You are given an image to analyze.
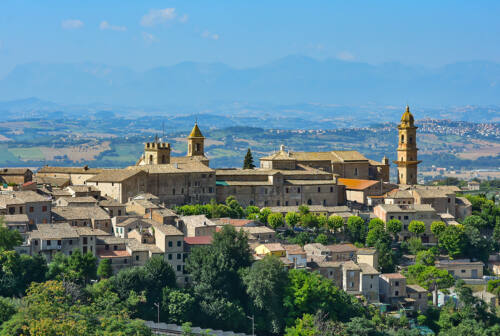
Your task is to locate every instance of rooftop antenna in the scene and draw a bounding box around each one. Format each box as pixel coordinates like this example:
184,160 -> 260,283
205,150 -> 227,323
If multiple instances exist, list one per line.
162,121 -> 165,140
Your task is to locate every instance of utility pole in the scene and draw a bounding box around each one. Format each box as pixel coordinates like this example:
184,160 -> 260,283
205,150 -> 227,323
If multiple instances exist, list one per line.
153,302 -> 160,324
247,315 -> 255,336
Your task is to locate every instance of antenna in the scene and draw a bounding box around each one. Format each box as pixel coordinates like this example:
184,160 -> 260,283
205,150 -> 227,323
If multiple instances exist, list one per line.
162,121 -> 165,139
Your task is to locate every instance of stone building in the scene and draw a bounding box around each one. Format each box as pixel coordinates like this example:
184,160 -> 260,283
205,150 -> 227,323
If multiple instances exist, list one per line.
393,106 -> 421,185
216,165 -> 342,208
0,191 -> 51,224
0,168 -> 33,185
260,145 -> 389,182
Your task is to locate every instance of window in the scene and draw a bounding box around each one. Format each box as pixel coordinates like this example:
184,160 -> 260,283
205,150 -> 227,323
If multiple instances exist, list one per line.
118,210 -> 122,216
47,240 -> 51,246
111,182 -> 114,187
177,253 -> 181,260
177,241 -> 182,247
173,188 -> 175,195
404,216 -> 408,220
136,255 -> 139,261
277,200 -> 280,206
401,135 -> 404,143
124,259 -> 127,264
69,240 -> 73,245
297,188 -> 301,193
395,290 -> 399,296
168,241 -> 173,247
307,199 -> 312,205
105,245 -> 109,250
461,270 -> 466,273
168,254 -> 172,260
57,240 -> 61,245
330,187 -> 334,192
29,206 -> 34,213
19,207 -> 23,214
354,168 -> 358,176
83,237 -> 88,244
34,240 -> 38,246
177,265 -> 182,271
8,207 -> 15,214
113,245 -> 117,250
317,187 -> 321,193
286,188 -> 289,193
409,136 -> 413,144
395,281 -> 399,286
285,201 -> 289,206
448,198 -> 451,203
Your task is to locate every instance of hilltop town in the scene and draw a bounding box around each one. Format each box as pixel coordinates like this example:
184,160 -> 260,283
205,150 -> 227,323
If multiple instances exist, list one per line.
0,106 -> 499,335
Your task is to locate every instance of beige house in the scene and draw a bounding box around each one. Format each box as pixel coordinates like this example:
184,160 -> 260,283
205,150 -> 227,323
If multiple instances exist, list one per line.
374,203 -> 442,243
151,223 -> 186,284
3,214 -> 29,235
436,259 -> 484,279
342,261 -> 362,295
310,261 -> 343,287
37,166 -> 105,185
304,243 -> 332,260
0,168 -> 33,185
239,226 -> 276,243
357,248 -> 379,270
85,170 -> 148,204
326,243 -> 357,262
359,263 -> 380,303
338,178 -> 396,205
406,284 -> 428,312
56,196 -> 98,207
379,273 -> 407,306
51,206 -> 112,233
0,191 -> 52,225
178,215 -> 218,237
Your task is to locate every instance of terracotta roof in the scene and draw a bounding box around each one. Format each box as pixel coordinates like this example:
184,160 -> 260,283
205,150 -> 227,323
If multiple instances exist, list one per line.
382,273 -> 406,279
184,236 -> 213,245
98,250 -> 131,258
338,178 -> 379,190
188,123 -> 204,138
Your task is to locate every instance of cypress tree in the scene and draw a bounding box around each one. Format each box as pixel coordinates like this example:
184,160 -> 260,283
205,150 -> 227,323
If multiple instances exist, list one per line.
243,148 -> 255,169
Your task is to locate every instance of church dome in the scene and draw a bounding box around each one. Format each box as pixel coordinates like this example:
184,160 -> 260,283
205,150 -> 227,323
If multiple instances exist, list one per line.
400,105 -> 414,126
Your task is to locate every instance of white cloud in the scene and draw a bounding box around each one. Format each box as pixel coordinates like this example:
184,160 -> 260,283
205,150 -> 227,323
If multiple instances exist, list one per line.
201,30 -> 219,40
179,14 -> 189,23
142,32 -> 155,43
61,19 -> 84,30
100,21 -> 127,32
141,8 -> 176,27
336,51 -> 355,61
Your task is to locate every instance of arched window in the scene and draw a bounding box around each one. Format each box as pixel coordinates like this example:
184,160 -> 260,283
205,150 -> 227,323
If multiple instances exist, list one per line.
307,199 -> 312,205
354,168 -> 358,176
401,135 -> 405,143
195,143 -> 200,152
409,136 -> 413,144
149,155 -> 153,164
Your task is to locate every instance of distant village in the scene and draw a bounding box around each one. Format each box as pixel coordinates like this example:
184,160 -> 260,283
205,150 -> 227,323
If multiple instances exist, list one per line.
0,106 -> 497,317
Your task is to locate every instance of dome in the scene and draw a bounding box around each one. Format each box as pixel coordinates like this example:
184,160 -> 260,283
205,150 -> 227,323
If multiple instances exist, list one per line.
400,105 -> 414,126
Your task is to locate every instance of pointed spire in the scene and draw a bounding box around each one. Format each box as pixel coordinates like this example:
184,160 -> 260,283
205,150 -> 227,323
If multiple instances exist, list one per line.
406,105 -> 410,113
188,122 -> 204,138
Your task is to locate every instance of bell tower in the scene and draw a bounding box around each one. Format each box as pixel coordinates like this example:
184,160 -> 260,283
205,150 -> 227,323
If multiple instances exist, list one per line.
393,106 -> 421,185
187,123 -> 205,157
144,135 -> 171,165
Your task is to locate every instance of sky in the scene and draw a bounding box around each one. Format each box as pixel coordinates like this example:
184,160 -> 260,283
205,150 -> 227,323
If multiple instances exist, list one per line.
0,0 -> 499,77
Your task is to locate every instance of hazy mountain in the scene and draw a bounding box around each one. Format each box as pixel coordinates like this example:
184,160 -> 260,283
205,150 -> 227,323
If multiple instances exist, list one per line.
1,56 -> 499,107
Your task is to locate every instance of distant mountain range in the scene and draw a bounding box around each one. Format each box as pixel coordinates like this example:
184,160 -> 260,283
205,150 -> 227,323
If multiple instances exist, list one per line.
1,56 -> 500,108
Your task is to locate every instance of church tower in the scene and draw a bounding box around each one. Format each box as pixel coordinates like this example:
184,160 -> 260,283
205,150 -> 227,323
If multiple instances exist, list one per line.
187,123 -> 205,157
144,135 -> 171,165
393,106 -> 421,185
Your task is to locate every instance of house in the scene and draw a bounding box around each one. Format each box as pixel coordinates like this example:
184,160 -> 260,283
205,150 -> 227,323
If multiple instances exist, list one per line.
37,166 -> 105,185
255,243 -> 286,257
342,261 -> 362,295
65,185 -> 101,198
126,195 -> 162,216
0,191 -> 52,225
98,197 -> 126,218
113,217 -> 153,239
468,181 -> 480,191
304,243 -> 332,261
358,263 -> 380,303
338,178 -> 395,205
179,215 -> 218,237
310,261 -> 343,287
51,206 -> 112,233
239,226 -> 276,243
85,170 -> 148,204
373,203 -> 441,243
212,218 -> 260,227
326,243 -> 357,262
0,168 -> 33,185
184,236 -> 213,254
384,189 -> 414,205
379,273 -> 407,307
151,208 -> 177,225
283,244 -> 307,268
357,248 -> 378,270
2,214 -> 29,235
406,284 -> 428,312
151,223 -> 186,284
27,223 -> 109,261
436,259 -> 484,279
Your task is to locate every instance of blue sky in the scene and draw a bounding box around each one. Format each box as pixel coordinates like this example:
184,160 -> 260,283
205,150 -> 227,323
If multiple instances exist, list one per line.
0,0 -> 499,77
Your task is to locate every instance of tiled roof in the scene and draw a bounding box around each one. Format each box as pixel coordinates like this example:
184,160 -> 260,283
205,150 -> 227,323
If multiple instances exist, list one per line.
115,217 -> 153,228
130,162 -> 213,174
212,218 -> 257,227
342,260 -> 361,271
34,176 -> 70,187
239,226 -> 275,234
98,250 -> 131,258
304,243 -> 331,252
29,223 -> 78,239
184,236 -> 213,245
338,178 -> 379,190
436,259 -> 484,266
358,263 -> 379,275
59,196 -> 98,204
52,206 -> 110,221
87,169 -> 146,183
406,284 -> 427,293
38,166 -> 104,174
67,185 -> 100,193
259,243 -> 285,252
152,223 -> 183,236
0,168 -> 31,175
75,227 -> 110,236
284,179 -> 336,185
283,244 -> 306,255
326,243 -> 357,253
181,215 -> 217,228
357,248 -> 377,255
3,214 -> 29,223
376,203 -> 435,213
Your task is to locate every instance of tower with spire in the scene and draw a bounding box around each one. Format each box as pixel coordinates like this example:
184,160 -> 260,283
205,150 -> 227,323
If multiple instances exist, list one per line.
187,122 -> 205,157
393,105 -> 421,185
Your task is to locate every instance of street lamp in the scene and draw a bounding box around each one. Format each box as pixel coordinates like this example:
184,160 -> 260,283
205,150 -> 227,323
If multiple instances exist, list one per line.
153,302 -> 160,324
246,315 -> 255,336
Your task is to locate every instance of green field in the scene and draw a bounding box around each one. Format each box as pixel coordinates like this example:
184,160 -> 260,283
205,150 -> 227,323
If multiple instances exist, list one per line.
8,147 -> 45,161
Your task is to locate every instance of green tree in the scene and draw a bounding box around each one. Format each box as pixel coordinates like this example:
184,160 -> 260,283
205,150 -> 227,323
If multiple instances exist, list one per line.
416,250 -> 435,266
376,239 -> 396,273
67,250 -> 98,284
97,259 -> 112,279
365,226 -> 389,247
317,215 -> 328,230
243,255 -> 289,334
493,219 -> 500,241
300,213 -> 318,230
0,226 -> 22,251
243,148 -> 256,169
286,212 -> 301,229
285,314 -> 319,336
439,225 -> 467,259
406,264 -> 455,291
368,218 -> 385,230
162,288 -> 196,324
298,205 -> 310,216
463,225 -> 493,263
328,215 -> 344,235
283,269 -> 364,326
245,206 -> 260,217
463,215 -> 488,230
0,297 -> 16,324
268,212 -> 285,230
408,220 -> 426,237
144,255 -> 176,293
315,233 -> 328,245
346,216 -> 366,244
386,219 -> 402,240
407,237 -> 424,255
259,208 -> 272,224
430,221 -> 447,239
